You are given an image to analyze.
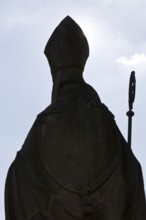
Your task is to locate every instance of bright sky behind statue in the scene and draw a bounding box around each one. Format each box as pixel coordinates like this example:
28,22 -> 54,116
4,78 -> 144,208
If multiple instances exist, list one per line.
0,0 -> 146,218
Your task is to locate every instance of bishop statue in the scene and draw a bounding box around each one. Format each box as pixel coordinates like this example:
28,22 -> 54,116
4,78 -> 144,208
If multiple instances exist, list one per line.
5,16 -> 146,220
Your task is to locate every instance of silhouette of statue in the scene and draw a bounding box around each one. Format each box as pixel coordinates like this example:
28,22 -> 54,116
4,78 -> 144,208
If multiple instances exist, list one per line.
5,16 -> 146,220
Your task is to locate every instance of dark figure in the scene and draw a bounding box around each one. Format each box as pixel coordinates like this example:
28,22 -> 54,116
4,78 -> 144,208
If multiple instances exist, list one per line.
5,16 -> 146,220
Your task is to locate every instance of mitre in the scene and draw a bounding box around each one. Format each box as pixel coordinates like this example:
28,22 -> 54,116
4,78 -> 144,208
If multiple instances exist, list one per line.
44,16 -> 89,76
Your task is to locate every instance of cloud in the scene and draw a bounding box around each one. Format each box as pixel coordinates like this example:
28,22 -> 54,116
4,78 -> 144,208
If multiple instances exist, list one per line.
116,53 -> 146,66
0,0 -> 45,31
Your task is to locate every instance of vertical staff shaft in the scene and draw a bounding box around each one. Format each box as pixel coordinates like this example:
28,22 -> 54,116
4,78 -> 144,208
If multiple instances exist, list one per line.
127,110 -> 134,148
126,71 -> 136,148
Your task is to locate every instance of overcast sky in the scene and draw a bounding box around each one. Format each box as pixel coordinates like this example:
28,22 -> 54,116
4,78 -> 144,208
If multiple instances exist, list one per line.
1,0 -> 146,218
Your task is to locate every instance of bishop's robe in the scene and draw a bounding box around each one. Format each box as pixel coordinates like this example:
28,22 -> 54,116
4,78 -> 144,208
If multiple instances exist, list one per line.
5,82 -> 146,220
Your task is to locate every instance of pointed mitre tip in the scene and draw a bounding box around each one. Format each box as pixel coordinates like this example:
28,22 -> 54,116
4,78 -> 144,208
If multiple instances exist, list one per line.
63,15 -> 73,21
44,16 -> 89,73
56,15 -> 76,26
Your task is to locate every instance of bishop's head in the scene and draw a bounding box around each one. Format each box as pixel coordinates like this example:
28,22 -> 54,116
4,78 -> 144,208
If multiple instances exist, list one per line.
44,16 -> 89,81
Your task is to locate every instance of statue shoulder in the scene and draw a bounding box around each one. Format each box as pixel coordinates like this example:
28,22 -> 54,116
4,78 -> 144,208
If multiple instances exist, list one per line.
36,104 -> 59,121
